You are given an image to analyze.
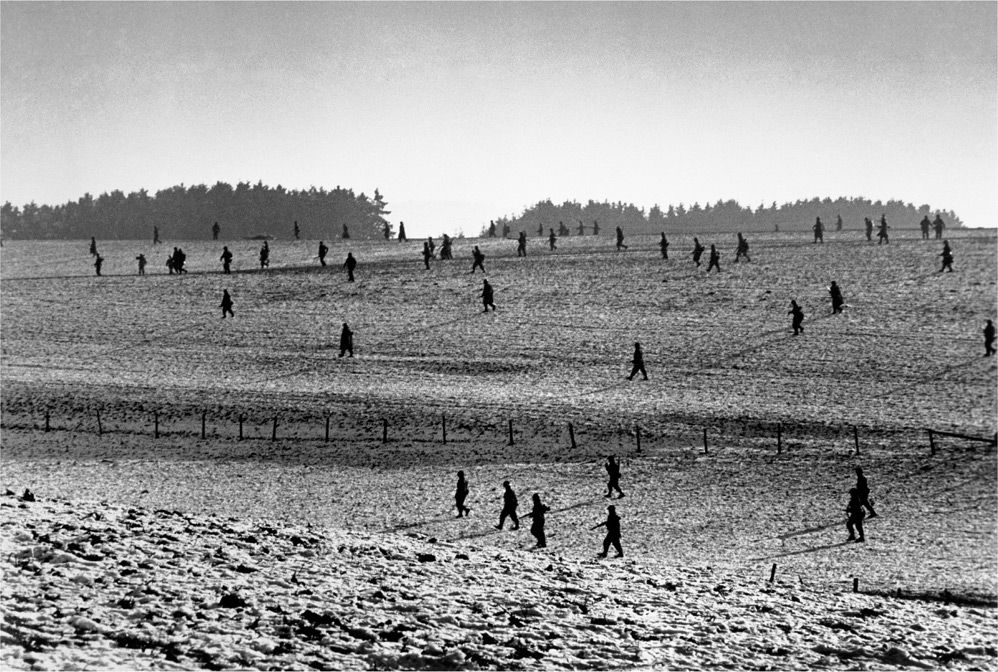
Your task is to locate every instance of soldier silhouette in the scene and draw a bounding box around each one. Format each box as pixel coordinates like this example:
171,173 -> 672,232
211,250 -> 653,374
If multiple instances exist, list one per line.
440,234 -> 453,260
173,247 -> 187,274
558,220 -> 570,236
735,233 -> 750,263
488,220 -> 496,237
659,233 -> 670,259
877,215 -> 889,244
495,481 -> 519,530
919,215 -> 931,240
846,488 -> 866,543
383,222 -> 391,240
93,254 -> 104,276
789,300 -> 804,335
577,219 -> 585,235
616,226 -> 628,251
344,252 -> 357,281
593,505 -> 623,558
517,231 -> 527,257
604,455 -> 624,498
706,244 -> 721,273
480,279 -> 496,312
89,237 -> 98,257
537,222 -> 544,237
627,342 -> 648,380
427,237 -> 436,258
259,241 -> 270,268
422,242 -> 432,269
933,214 -> 945,239
339,323 -> 354,358
470,246 -> 486,274
984,319 -> 995,357
293,221 -> 300,240
692,238 -> 705,266
398,221 -> 407,242
318,241 -> 328,267
592,220 -> 600,236
502,223 -> 511,238
813,217 -> 824,243
212,221 -> 220,240
220,246 -> 233,274
854,466 -> 877,517
136,254 -> 146,275
939,241 -> 953,273
153,226 -> 160,245
455,471 -> 470,517
548,228 -> 557,251
525,493 -> 550,548
835,214 -> 843,231
864,217 -> 873,241
220,289 -> 234,319
342,224 -> 350,239
829,281 -> 844,313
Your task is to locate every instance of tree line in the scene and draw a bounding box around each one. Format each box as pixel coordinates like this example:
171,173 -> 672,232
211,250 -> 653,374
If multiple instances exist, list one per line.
487,197 -> 964,236
0,182 -> 392,241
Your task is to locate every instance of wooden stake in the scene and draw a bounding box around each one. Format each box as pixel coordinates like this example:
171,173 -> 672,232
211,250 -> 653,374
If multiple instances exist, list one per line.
777,423 -> 782,454
272,417 -> 278,441
853,578 -> 859,593
703,427 -> 708,454
635,425 -> 641,452
769,563 -> 777,583
382,418 -> 388,443
928,429 -> 935,455
201,412 -> 206,439
568,423 -> 577,449
325,415 -> 330,443
45,410 -> 50,433
238,415 -> 244,441
508,419 -> 514,446
853,426 -> 860,455
442,414 -> 447,444
154,412 -> 159,439
96,410 -> 102,436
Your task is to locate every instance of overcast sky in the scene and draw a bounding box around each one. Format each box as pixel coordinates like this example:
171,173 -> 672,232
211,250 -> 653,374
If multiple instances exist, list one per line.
2,2 -> 995,236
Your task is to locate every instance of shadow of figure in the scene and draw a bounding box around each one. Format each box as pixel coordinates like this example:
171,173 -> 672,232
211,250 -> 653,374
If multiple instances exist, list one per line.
751,540 -> 854,562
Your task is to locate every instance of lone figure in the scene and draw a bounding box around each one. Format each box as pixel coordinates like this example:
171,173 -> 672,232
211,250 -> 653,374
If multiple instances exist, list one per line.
846,488 -> 866,543
517,231 -> 527,257
829,281 -> 844,314
344,252 -> 357,282
984,319 -> 995,357
659,233 -> 670,259
813,217 -> 824,243
339,323 -> 354,358
734,233 -> 750,263
259,241 -> 270,268
933,213 -> 945,239
480,279 -> 496,312
789,300 -> 804,335
615,226 -> 628,251
706,244 -> 721,273
855,466 -> 877,518
938,241 -> 953,273
548,228 -> 557,251
495,481 -> 519,530
864,217 -> 873,242
525,493 -> 550,548
94,254 -> 104,276
89,237 -> 98,257
919,215 -> 931,240
398,221 -> 407,242
604,455 -> 624,499
318,241 -> 328,267
628,342 -> 648,380
470,245 -> 486,274
293,221 -> 300,240
692,238 -> 705,267
593,505 -> 623,558
877,215 -> 889,245
212,221 -> 220,240
220,289 -> 234,319
136,254 -> 147,275
455,471 -> 470,518
220,246 -> 233,274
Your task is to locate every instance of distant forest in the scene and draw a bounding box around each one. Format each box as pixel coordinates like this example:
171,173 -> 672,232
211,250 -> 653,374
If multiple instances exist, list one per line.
487,197 -> 963,236
0,182 -> 392,241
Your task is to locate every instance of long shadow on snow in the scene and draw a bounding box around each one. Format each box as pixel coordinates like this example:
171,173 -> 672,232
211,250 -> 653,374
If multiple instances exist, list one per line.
751,540 -> 855,561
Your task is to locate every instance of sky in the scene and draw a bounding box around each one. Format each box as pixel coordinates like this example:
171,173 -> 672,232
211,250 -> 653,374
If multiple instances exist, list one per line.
2,2 -> 996,237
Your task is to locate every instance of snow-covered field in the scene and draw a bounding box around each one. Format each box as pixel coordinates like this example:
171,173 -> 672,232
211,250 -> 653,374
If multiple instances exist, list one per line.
1,230 -> 996,668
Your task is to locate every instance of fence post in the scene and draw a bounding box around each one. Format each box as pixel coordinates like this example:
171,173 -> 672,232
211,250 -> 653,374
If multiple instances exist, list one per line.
508,419 -> 514,446
201,412 -> 206,439
769,563 -> 777,583
154,412 -> 159,439
239,415 -> 244,441
703,427 -> 708,454
853,578 -> 859,593
853,426 -> 860,455
442,414 -> 447,444
45,410 -> 50,433
777,423 -> 782,454
635,425 -> 641,452
382,419 -> 388,444
568,423 -> 577,449
272,417 -> 278,441
927,429 -> 935,455
325,415 -> 330,443
96,410 -> 102,436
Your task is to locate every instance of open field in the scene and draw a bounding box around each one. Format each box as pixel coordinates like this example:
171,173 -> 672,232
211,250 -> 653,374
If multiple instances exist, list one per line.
1,229 -> 997,668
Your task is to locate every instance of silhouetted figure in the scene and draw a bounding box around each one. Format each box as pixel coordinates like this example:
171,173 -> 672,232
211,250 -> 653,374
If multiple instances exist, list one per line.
615,226 -> 627,251
318,241 -> 328,267
495,481 -> 519,530
548,228 -> 557,251
525,493 -> 550,548
294,221 -> 300,240
398,222 -> 407,242
864,217 -> 873,241
384,222 -> 391,240
480,279 -> 496,312
558,221 -> 570,236
455,471 -> 470,517
166,255 -> 175,274
212,221 -> 220,240
577,220 -> 585,235
659,233 -> 670,259
517,231 -> 527,257
846,488 -> 866,543
835,214 -> 843,232
938,241 -> 953,273
89,237 -> 98,257
220,289 -> 234,319
829,281 -> 844,314
488,220 -> 496,237
342,224 -> 350,240
220,246 -> 233,274
628,342 -> 648,380
93,255 -> 103,276
173,247 -> 187,274
592,220 -> 600,236
593,505 -> 623,558
604,455 -> 624,498
919,215 -> 931,240
422,242 -> 432,269
855,466 -> 877,517
470,246 -> 486,274
877,215 -> 889,244
692,238 -> 705,266
153,226 -> 160,245
344,252 -> 357,281
440,234 -> 453,260
706,245 -> 720,273
259,241 -> 270,268
789,300 -> 804,335
813,217 -> 824,243
984,319 -> 995,357
427,237 -> 436,258
735,233 -> 750,263
136,254 -> 146,275
339,323 -> 353,358
933,214 -> 945,239
502,223 -> 510,238
537,222 -> 545,237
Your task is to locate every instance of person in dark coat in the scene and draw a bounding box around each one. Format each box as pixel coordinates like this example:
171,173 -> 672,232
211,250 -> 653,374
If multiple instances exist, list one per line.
440,234 -> 453,260
846,488 -> 866,543
577,220 -> 585,235
592,220 -> 600,236
153,226 -> 160,245
166,254 -> 175,274
604,455 -> 624,499
213,221 -> 221,240
488,220 -> 496,237
558,221 -> 569,236
864,217 -> 873,242
706,244 -> 721,273
502,223 -> 511,238
692,237 -> 705,266
938,241 -> 953,273
734,233 -> 750,263
627,342 -> 648,380
813,217 -> 824,243
789,300 -> 804,335
470,246 -> 486,274
495,481 -> 519,530
220,246 -> 233,274
455,471 -> 470,518
919,215 -> 931,240
659,233 -> 670,259
985,319 -> 996,357
537,222 -> 545,237
344,252 -> 357,281
317,241 -> 328,267
383,222 -> 391,240
829,281 -> 844,314
293,221 -> 300,240
174,247 -> 187,274
877,215 -> 889,244
480,279 -> 496,312
615,226 -> 628,251
933,214 -> 945,239
136,254 -> 147,275
339,323 -> 353,358
398,221 -> 407,242
89,237 -> 98,257
427,237 -> 436,258
524,493 -> 550,548
220,289 -> 234,319
259,241 -> 269,268
422,242 -> 432,270
855,466 -> 877,517
593,505 -> 623,558
93,254 -> 104,276
342,224 -> 350,239
548,228 -> 557,251
835,214 -> 843,232
517,231 -> 527,257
